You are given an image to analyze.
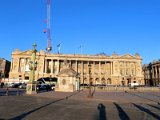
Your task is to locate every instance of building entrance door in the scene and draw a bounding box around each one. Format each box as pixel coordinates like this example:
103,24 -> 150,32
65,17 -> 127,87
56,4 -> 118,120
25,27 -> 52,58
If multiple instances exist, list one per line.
127,79 -> 131,85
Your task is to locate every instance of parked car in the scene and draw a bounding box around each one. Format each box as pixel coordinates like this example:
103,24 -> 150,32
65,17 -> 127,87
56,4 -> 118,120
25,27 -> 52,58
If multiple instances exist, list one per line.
36,78 -> 56,91
12,83 -> 22,88
19,83 -> 27,89
6,83 -> 15,88
36,84 -> 50,91
6,82 -> 26,88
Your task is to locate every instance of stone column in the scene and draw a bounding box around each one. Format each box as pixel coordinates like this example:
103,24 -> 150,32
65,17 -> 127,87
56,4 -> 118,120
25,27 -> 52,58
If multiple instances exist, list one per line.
70,60 -> 72,67
92,61 -> 95,84
23,59 -> 26,74
99,62 -> 101,76
105,62 -> 108,85
87,61 -> 89,74
105,62 -> 108,76
155,66 -> 158,84
87,62 -> 90,83
158,66 -> 160,84
110,61 -> 113,75
154,66 -> 157,85
18,58 -> 20,72
45,59 -> 47,73
152,66 -> 155,86
10,58 -> 13,72
81,61 -> 84,84
51,59 -> 53,74
134,62 -> 136,76
156,66 -> 158,78
93,61 -> 95,75
76,60 -> 78,73
125,61 -> 127,76
57,60 -> 60,74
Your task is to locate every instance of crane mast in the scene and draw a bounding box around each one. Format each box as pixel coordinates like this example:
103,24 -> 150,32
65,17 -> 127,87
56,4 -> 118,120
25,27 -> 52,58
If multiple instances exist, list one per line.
46,0 -> 52,53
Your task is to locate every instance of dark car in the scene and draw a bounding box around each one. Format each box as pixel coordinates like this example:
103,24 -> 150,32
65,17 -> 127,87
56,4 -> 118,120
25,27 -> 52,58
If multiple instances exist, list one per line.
36,83 -> 50,91
12,83 -> 22,88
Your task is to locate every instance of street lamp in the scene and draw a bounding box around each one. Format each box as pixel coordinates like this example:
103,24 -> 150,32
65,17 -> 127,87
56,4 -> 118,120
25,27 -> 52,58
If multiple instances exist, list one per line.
88,64 -> 93,98
26,43 -> 37,94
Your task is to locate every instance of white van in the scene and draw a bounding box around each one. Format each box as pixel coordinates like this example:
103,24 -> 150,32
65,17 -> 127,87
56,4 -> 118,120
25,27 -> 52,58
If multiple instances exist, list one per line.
129,83 -> 139,87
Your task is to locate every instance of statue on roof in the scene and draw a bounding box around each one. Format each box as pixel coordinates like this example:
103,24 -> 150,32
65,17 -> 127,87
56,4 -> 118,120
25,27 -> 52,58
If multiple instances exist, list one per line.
135,53 -> 140,57
112,52 -> 118,56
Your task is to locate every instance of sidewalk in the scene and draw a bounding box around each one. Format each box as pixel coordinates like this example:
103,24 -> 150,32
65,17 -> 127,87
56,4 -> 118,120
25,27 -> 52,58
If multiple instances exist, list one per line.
32,89 -> 160,104
0,90 -> 160,120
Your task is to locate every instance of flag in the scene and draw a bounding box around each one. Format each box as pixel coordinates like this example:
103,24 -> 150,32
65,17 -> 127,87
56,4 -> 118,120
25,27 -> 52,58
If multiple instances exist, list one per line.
57,44 -> 61,54
78,44 -> 82,54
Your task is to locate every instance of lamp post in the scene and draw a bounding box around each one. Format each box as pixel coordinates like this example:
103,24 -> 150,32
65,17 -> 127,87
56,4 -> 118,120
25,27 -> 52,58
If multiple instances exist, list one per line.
88,64 -> 93,98
26,43 -> 37,94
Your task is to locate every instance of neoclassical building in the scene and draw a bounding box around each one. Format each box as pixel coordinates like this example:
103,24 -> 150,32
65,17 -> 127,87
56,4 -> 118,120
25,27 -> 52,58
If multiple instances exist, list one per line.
9,49 -> 144,86
143,60 -> 160,86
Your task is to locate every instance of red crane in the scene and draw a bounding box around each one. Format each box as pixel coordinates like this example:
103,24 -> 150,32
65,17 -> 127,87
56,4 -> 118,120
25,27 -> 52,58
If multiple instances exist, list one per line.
44,0 -> 52,53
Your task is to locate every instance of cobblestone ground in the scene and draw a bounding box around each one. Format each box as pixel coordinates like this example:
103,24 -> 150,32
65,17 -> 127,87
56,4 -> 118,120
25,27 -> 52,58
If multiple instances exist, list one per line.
0,89 -> 160,120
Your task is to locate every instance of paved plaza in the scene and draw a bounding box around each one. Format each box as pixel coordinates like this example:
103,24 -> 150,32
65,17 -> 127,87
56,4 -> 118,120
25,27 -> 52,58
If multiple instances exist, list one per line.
0,89 -> 160,120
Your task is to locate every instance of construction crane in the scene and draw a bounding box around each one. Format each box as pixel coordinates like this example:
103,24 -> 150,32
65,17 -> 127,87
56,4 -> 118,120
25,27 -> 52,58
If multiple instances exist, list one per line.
44,0 -> 52,53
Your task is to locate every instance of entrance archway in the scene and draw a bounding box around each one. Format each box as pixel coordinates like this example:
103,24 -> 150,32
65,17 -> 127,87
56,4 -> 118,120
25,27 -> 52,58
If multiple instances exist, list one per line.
101,78 -> 106,85
107,78 -> 112,85
95,78 -> 100,85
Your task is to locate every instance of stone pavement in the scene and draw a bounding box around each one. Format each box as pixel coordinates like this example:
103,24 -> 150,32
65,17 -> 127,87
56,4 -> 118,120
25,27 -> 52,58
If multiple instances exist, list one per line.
0,89 -> 160,120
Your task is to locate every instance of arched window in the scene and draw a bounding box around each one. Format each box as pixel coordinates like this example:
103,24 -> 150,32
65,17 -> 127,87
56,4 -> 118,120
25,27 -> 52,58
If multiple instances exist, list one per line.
107,78 -> 112,85
84,78 -> 87,84
95,78 -> 100,85
101,78 -> 106,85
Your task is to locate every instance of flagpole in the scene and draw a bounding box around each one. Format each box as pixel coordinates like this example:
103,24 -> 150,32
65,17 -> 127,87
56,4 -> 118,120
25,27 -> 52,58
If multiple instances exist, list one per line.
58,46 -> 60,54
57,44 -> 61,54
79,44 -> 82,55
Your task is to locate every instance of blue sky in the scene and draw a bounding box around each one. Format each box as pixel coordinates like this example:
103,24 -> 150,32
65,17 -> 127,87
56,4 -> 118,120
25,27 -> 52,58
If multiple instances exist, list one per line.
0,0 -> 160,64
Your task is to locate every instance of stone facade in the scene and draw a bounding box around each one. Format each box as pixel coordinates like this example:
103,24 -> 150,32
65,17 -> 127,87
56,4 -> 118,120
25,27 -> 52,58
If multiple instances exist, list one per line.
0,58 -> 11,80
9,49 -> 144,86
143,61 -> 160,86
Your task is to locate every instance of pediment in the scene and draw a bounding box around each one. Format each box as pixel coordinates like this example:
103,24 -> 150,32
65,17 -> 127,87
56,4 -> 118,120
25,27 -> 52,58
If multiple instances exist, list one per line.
19,50 -> 32,55
120,54 -> 135,59
58,68 -> 77,77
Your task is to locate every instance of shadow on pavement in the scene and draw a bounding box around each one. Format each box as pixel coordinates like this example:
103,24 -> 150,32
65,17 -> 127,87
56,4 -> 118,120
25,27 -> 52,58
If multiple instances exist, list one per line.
132,103 -> 160,119
137,91 -> 160,98
9,91 -> 81,120
65,90 -> 81,99
113,102 -> 130,120
91,86 -> 96,97
125,91 -> 159,104
147,104 -> 160,110
97,103 -> 107,120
